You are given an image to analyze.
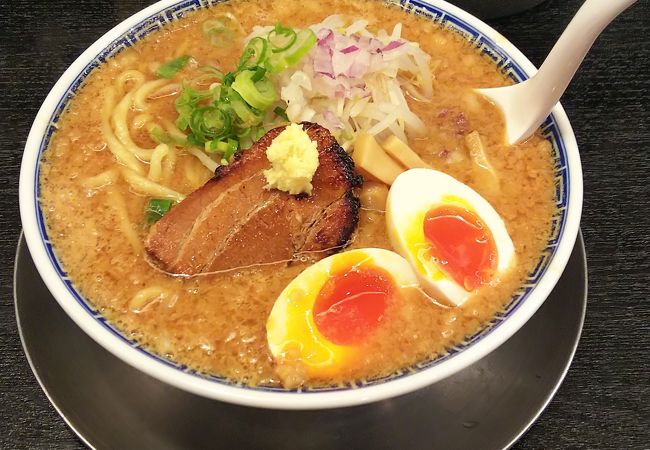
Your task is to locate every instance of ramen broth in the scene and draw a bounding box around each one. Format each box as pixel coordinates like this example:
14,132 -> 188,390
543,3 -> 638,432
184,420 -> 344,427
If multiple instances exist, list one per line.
39,0 -> 555,387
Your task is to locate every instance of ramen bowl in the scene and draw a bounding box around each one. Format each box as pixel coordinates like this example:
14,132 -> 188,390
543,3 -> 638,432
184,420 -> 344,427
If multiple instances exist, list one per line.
19,0 -> 582,409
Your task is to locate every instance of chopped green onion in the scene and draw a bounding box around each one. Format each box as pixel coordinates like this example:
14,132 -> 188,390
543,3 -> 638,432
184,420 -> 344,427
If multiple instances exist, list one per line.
228,90 -> 263,127
238,37 -> 268,71
264,53 -> 289,74
199,65 -> 224,79
175,86 -> 213,131
188,65 -> 224,89
146,198 -> 174,224
156,55 -> 192,79
204,139 -> 225,153
283,29 -> 317,66
177,21 -> 315,158
189,106 -> 232,142
223,72 -> 236,87
231,70 -> 277,110
202,14 -> 242,47
268,24 -> 297,53
264,28 -> 316,73
250,66 -> 267,82
204,137 -> 238,160
210,84 -> 224,103
223,138 -> 239,161
274,106 -> 289,121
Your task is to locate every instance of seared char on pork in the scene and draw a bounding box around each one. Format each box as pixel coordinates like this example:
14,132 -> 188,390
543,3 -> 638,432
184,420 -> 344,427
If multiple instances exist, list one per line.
145,122 -> 362,275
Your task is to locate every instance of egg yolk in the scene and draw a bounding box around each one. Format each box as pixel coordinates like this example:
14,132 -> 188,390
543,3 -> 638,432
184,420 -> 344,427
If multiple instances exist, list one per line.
312,266 -> 393,346
423,205 -> 497,291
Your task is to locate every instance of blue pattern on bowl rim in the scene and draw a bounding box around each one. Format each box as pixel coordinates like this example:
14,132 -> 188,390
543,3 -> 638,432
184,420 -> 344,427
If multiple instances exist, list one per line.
33,0 -> 569,393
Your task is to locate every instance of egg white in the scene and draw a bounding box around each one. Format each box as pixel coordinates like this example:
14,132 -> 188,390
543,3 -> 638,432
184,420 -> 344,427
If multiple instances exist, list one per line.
386,168 -> 515,307
266,248 -> 418,377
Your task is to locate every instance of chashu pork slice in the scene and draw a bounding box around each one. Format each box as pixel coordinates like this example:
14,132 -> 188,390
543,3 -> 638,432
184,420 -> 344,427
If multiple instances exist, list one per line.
145,122 -> 362,275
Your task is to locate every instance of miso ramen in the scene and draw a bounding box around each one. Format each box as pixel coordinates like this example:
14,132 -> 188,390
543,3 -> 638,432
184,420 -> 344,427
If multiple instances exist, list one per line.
39,0 -> 555,388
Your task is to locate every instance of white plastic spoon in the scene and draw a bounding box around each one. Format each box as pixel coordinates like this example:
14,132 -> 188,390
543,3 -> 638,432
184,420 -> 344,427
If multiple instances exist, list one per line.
477,0 -> 637,145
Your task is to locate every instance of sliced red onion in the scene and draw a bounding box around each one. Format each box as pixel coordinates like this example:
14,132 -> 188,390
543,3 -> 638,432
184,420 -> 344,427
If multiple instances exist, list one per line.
382,40 -> 405,52
317,29 -> 334,47
346,54 -> 370,78
313,47 -> 334,76
340,45 -> 359,54
368,38 -> 383,53
356,35 -> 370,47
264,15 -> 433,149
332,50 -> 357,77
323,109 -> 344,129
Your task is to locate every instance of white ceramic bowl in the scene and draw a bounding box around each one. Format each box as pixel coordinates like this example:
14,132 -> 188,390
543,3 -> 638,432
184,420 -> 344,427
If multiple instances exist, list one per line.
19,0 -> 582,409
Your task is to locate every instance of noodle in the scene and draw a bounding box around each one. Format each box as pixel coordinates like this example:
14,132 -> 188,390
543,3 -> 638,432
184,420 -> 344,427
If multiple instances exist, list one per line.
80,168 -> 119,189
129,286 -> 173,312
132,113 -> 153,130
133,78 -> 171,111
105,189 -> 142,254
111,82 -> 155,162
101,87 -> 146,174
148,144 -> 176,183
115,69 -> 145,96
121,167 -> 185,202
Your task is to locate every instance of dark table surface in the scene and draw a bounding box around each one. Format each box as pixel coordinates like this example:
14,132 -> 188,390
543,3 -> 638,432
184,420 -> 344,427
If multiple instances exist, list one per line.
1,0 -> 649,448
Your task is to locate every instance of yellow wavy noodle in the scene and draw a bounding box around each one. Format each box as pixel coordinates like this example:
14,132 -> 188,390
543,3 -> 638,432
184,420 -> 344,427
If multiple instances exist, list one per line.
105,189 -> 142,254
121,167 -> 185,202
148,83 -> 182,102
132,113 -> 153,131
111,80 -> 155,162
148,144 -> 177,183
101,87 -> 145,174
133,78 -> 171,112
129,286 -> 174,312
162,151 -> 177,185
115,69 -> 145,96
80,168 -> 119,189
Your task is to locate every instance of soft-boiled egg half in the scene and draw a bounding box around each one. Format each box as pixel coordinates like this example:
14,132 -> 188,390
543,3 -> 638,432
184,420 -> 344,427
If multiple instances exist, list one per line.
386,168 -> 515,307
266,248 -> 418,378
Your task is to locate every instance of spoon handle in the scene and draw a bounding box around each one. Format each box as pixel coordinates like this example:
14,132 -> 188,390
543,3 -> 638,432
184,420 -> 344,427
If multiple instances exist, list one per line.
533,0 -> 637,106
479,0 -> 637,145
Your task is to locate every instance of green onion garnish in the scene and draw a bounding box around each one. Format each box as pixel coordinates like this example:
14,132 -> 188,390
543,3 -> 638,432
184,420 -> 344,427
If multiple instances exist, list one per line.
202,14 -> 242,47
222,138 -> 239,161
268,24 -> 297,53
283,29 -> 318,66
238,37 -> 268,71
170,22 -> 317,162
146,199 -> 174,224
156,55 -> 192,79
250,65 -> 267,82
189,106 -> 232,142
231,70 -> 277,110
